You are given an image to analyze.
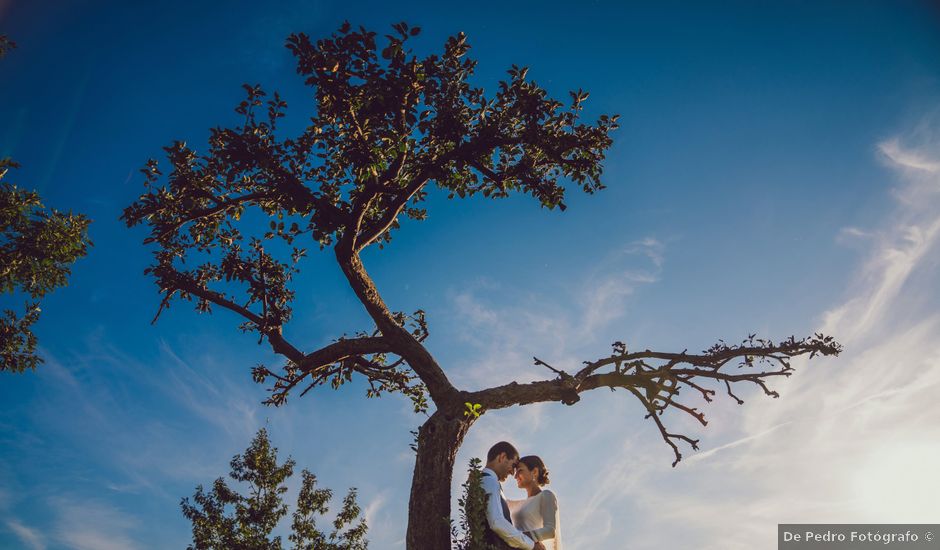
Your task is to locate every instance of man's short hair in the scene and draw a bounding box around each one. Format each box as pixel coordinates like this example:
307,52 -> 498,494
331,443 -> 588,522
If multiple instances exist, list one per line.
487,441 -> 519,462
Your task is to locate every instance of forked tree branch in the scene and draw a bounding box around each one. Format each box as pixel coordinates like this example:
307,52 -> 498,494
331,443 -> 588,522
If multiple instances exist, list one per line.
353,175 -> 428,251
334,250 -> 457,405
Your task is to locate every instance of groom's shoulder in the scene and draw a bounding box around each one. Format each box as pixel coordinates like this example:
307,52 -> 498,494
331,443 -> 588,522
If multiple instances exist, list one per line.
478,468 -> 498,488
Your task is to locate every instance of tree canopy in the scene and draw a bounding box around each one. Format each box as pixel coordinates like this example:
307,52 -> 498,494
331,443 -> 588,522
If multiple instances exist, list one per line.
122,22 -> 619,412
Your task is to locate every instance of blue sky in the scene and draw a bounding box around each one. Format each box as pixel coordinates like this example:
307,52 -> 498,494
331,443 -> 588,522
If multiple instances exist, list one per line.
2,1 -> 940,548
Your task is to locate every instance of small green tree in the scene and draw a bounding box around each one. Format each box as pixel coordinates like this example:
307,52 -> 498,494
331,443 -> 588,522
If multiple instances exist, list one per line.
453,458 -> 498,550
181,428 -> 367,550
0,35 -> 92,373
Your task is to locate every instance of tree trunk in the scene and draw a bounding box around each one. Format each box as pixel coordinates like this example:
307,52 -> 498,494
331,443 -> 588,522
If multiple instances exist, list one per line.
406,409 -> 473,549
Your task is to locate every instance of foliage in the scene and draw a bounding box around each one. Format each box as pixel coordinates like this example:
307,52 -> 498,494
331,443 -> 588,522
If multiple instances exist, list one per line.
0,34 -> 15,58
181,428 -> 367,550
463,402 -> 483,419
453,458 -> 498,550
0,158 -> 91,372
122,21 -> 618,409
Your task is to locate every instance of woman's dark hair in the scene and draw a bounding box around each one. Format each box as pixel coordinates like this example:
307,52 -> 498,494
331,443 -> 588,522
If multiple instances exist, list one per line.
519,455 -> 550,486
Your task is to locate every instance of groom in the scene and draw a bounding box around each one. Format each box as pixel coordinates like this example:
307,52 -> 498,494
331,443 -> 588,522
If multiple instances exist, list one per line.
481,441 -> 545,550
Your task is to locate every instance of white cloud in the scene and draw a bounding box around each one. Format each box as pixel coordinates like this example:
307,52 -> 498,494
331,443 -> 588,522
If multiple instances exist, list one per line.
579,270 -> 654,336
363,491 -> 388,527
5,519 -> 45,550
361,490 -> 406,546
836,226 -> 873,245
878,138 -> 940,173
579,238 -> 663,336
624,237 -> 665,268
51,498 -> 142,550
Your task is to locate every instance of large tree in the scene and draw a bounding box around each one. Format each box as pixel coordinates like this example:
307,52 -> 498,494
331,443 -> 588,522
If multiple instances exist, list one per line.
124,22 -> 841,548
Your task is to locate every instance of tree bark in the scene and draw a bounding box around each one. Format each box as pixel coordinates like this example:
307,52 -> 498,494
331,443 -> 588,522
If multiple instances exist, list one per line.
406,408 -> 473,550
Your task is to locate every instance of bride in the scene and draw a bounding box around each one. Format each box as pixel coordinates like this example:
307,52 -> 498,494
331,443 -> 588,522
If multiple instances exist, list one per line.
508,455 -> 562,550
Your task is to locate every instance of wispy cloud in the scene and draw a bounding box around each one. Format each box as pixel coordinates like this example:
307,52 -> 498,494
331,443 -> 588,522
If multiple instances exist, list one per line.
446,237 -> 663,390
580,238 -> 664,336
624,237 -> 666,268
0,332 -> 281,547
363,491 -> 388,527
158,339 -> 261,441
5,519 -> 45,550
836,226 -> 873,246
361,490 -> 405,547
51,498 -> 142,550
878,137 -> 940,173
31,336 -> 264,490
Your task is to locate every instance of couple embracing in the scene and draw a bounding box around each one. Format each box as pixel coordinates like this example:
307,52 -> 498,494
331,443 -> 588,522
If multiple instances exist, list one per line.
480,441 -> 562,550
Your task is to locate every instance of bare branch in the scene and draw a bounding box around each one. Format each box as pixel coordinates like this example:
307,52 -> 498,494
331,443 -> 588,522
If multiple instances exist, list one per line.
724,379 -> 744,404
625,386 -> 699,467
470,334 -> 841,466
533,356 -> 566,377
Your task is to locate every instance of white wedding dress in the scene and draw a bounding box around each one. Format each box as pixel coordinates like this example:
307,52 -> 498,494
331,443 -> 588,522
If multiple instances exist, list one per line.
507,490 -> 562,550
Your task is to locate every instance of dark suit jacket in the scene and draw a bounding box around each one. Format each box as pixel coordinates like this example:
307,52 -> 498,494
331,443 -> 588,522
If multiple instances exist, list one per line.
482,471 -> 518,550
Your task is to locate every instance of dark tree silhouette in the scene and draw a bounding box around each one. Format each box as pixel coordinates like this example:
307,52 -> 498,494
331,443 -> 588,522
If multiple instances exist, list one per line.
1,36 -> 92,372
0,34 -> 15,58
125,22 -> 841,548
182,428 -> 367,550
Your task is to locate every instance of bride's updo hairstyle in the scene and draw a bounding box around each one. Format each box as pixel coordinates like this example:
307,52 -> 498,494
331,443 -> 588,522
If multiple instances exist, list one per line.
519,455 -> 550,486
